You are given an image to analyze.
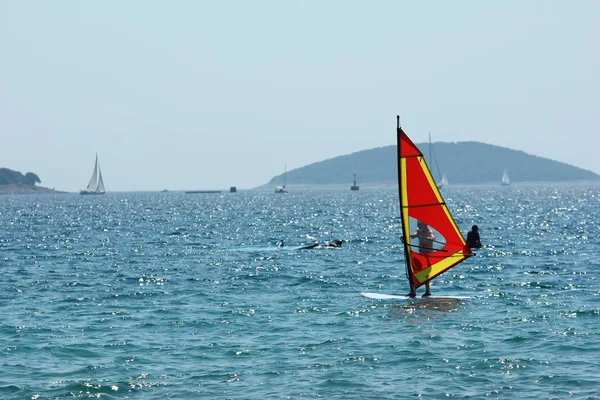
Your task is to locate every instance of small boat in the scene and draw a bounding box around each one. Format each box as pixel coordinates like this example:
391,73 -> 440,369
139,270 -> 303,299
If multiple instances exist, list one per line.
275,165 -> 288,193
440,173 -> 449,188
362,117 -> 472,299
428,133 -> 446,188
80,154 -> 105,195
350,170 -> 359,191
501,167 -> 511,186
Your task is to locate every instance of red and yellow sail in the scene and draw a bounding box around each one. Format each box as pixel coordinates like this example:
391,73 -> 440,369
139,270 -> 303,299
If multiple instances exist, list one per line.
397,117 -> 472,288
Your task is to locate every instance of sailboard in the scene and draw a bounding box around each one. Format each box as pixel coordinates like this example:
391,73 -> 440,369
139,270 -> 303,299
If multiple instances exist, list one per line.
360,292 -> 470,300
362,116 -> 473,300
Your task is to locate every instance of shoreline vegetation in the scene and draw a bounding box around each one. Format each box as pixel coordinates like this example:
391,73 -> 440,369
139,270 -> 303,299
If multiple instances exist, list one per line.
0,168 -> 65,195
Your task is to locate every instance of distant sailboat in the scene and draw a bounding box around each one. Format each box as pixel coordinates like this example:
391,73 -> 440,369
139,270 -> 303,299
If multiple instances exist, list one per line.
501,167 -> 511,186
429,133 -> 446,188
80,154 -> 106,195
275,165 -> 288,193
440,173 -> 449,187
362,117 -> 472,299
350,170 -> 359,191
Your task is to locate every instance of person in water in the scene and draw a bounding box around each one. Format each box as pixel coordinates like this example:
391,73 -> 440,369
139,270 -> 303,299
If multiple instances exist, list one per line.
409,221 -> 434,297
466,225 -> 482,249
278,240 -> 340,249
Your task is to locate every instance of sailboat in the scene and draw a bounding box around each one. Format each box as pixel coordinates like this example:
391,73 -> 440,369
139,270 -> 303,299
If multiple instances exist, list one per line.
80,154 -> 106,195
350,170 -> 359,191
362,117 -> 472,299
440,173 -> 449,187
275,165 -> 288,193
501,167 -> 511,186
428,133 -> 446,188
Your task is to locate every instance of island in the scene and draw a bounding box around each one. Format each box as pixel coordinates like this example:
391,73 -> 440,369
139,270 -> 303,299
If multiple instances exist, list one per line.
264,141 -> 600,187
0,168 -> 65,194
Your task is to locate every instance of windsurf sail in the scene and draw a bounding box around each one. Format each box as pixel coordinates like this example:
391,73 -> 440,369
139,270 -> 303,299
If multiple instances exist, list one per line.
396,116 -> 472,293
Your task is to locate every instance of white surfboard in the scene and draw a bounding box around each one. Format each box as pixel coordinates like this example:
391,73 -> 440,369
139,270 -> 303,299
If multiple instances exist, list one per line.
361,292 -> 471,300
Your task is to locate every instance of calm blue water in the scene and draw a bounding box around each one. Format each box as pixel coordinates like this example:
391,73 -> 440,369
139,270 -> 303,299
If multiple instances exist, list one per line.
1,184 -> 599,399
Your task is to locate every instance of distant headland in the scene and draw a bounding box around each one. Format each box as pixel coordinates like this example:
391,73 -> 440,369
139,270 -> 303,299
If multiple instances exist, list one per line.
265,141 -> 600,188
0,168 -> 65,194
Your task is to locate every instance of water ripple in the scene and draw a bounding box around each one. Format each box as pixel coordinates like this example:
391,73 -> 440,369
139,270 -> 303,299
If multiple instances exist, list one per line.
1,185 -> 600,398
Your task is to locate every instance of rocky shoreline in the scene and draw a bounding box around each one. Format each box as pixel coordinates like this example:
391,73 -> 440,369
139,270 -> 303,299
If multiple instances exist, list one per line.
0,184 -> 68,195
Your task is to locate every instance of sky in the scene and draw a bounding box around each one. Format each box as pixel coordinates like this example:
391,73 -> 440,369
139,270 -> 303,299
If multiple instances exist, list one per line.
1,1 -> 598,192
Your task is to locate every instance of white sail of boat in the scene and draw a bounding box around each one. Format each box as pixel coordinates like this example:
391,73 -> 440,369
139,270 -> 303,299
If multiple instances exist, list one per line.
275,165 -> 288,193
429,133 -> 446,188
80,154 -> 106,195
501,167 -> 510,186
440,173 -> 449,187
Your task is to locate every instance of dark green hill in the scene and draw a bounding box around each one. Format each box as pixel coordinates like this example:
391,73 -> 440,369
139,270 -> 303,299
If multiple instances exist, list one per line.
0,168 -> 64,194
0,168 -> 41,186
266,142 -> 600,187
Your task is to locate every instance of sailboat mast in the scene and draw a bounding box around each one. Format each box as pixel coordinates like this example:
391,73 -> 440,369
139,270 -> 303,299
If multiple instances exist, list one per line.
428,133 -> 432,168
397,115 -> 415,295
429,133 -> 444,184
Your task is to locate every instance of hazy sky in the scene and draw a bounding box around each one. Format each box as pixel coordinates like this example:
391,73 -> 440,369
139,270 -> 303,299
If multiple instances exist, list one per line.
1,1 -> 598,192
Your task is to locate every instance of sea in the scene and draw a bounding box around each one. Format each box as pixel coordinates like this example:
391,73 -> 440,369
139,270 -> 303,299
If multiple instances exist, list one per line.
1,183 -> 599,399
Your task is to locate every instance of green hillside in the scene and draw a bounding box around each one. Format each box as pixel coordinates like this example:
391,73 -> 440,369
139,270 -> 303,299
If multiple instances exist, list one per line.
266,142 -> 600,186
0,168 -> 41,186
0,168 -> 64,194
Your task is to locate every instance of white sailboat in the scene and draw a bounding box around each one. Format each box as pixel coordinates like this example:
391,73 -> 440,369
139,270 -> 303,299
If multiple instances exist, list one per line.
501,167 -> 510,186
275,165 -> 288,193
440,173 -> 449,187
80,154 -> 106,195
429,133 -> 447,188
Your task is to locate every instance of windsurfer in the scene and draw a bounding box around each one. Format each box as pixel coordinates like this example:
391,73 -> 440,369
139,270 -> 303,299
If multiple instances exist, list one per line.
322,240 -> 343,248
409,221 -> 434,297
466,225 -> 482,249
394,119 -> 472,302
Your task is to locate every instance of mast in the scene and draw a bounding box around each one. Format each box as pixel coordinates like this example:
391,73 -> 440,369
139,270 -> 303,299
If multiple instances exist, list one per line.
428,132 -> 432,169
351,163 -> 359,190
429,132 -> 443,185
397,115 -> 415,295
